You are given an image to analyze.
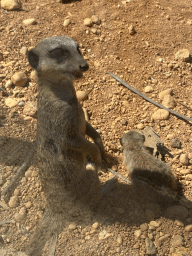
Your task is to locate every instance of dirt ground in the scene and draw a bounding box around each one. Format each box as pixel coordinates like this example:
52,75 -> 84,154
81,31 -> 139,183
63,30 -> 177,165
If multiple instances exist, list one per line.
1,0 -> 192,255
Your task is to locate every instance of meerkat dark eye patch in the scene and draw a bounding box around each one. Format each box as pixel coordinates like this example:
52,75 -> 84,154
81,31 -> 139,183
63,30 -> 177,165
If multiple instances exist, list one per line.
49,48 -> 69,59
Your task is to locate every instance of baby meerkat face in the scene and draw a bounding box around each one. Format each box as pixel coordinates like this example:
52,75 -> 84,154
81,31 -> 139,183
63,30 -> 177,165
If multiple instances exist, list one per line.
28,36 -> 89,82
120,131 -> 145,148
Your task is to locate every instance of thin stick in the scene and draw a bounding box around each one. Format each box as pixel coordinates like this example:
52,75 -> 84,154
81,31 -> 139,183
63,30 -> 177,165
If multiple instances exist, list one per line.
107,168 -> 132,184
1,141 -> 36,201
107,72 -> 192,123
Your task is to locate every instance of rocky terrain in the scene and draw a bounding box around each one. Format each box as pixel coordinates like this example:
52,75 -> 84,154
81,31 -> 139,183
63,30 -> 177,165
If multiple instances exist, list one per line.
1,0 -> 192,255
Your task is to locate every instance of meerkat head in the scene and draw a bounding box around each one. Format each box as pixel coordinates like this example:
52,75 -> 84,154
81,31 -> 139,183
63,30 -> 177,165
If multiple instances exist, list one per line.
28,36 -> 89,83
120,131 -> 145,148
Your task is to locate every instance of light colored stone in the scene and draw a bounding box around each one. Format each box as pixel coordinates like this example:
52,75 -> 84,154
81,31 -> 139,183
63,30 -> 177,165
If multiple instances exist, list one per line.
69,223 -> 76,230
175,49 -> 190,62
145,237 -> 157,255
11,72 -> 28,87
158,234 -> 169,245
188,153 -> 192,159
152,109 -> 169,120
20,46 -> 28,56
165,205 -> 188,219
23,101 -> 37,117
63,19 -> 70,27
185,224 -> 192,232
117,235 -> 123,245
76,91 -> 88,101
1,0 -> 21,10
144,86 -> 153,93
98,230 -> 111,240
5,80 -> 13,89
134,230 -> 142,238
14,189 -> 20,196
140,223 -> 148,231
91,15 -> 101,25
84,18 -> 93,27
23,19 -> 37,26
92,222 -> 99,230
25,169 -> 33,178
30,70 -> 37,82
170,235 -> 183,248
136,123 -> 144,130
128,25 -> 136,35
149,221 -> 160,228
159,88 -> 173,100
5,98 -> 18,108
25,201 -> 32,209
9,196 -> 19,208
180,169 -> 191,175
167,134 -> 174,140
162,95 -> 176,109
180,154 -> 189,166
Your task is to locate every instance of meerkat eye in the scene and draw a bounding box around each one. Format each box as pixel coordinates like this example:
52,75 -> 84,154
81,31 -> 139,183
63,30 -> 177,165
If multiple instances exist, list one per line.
49,48 -> 69,59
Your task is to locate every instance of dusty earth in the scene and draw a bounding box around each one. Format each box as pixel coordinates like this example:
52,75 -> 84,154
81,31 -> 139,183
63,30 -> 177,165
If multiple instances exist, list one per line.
1,0 -> 192,255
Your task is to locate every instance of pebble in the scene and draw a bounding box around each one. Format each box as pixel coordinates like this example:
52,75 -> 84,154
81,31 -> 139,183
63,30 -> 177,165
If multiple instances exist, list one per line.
5,80 -> 13,89
1,0 -> 21,10
174,220 -> 184,227
180,154 -> 189,166
117,235 -> 123,245
180,169 -> 191,175
185,224 -> 192,232
158,234 -> 169,245
91,15 -> 101,25
11,72 -> 28,87
136,123 -> 144,130
167,134 -> 174,140
159,88 -> 173,100
0,52 -> 3,61
25,169 -> 33,178
20,46 -> 28,56
5,98 -> 18,108
144,86 -> 153,93
171,139 -> 182,149
85,235 -> 91,240
134,229 -> 142,238
63,19 -> 70,27
23,18 -> 37,26
98,230 -> 111,240
128,25 -> 136,35
152,109 -> 169,120
165,205 -> 188,219
13,189 -> 20,196
9,196 -> 19,208
76,91 -> 88,101
84,18 -> 93,27
149,221 -> 160,228
25,201 -> 32,209
86,163 -> 96,171
92,222 -> 99,230
175,49 -> 190,62
30,70 -> 37,82
18,101 -> 24,106
140,223 -> 148,231
170,235 -> 183,248
23,101 -> 37,117
91,28 -> 97,34
145,238 -> 157,255
162,95 -> 176,109
69,223 -> 76,230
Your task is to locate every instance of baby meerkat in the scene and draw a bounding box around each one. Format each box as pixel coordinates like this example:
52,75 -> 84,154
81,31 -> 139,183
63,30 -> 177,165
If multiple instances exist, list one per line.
120,131 -> 177,191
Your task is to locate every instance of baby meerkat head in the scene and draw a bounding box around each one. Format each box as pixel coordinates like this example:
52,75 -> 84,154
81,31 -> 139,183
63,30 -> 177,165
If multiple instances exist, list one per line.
28,36 -> 89,83
120,131 -> 145,148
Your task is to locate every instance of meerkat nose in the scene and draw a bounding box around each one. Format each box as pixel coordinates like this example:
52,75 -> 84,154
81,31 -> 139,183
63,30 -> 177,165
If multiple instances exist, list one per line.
79,63 -> 89,71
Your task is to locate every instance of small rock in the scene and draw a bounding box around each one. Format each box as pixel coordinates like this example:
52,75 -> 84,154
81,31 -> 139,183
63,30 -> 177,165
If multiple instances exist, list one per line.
165,205 -> 188,219
23,18 -> 37,26
0,53 -> 3,61
158,234 -> 169,245
25,201 -> 32,209
63,19 -> 70,27
18,101 -> 24,106
128,25 -> 136,35
175,49 -> 190,62
23,101 -> 37,117
136,123 -> 144,130
84,18 -> 92,27
91,15 -> 101,25
30,70 -> 37,81
140,223 -> 148,231
117,235 -> 123,245
171,139 -> 182,149
85,235 -> 91,240
91,28 -> 97,34
167,134 -> 174,140
69,223 -> 76,230
20,46 -> 28,56
76,91 -> 88,101
134,230 -> 142,238
174,220 -> 184,227
5,80 -> 13,89
172,247 -> 191,256
92,222 -> 99,230
144,86 -> 153,93
25,169 -> 33,178
185,224 -> 192,232
1,0 -> 21,10
9,196 -> 19,208
180,154 -> 189,166
149,221 -> 160,228
11,72 -> 28,87
5,98 -> 18,108
86,163 -> 96,171
145,237 -> 157,255
180,169 -> 191,175
159,89 -> 173,100
152,109 -> 169,120
162,95 -> 177,109
170,235 -> 183,248
14,189 -> 20,196
98,230 -> 111,240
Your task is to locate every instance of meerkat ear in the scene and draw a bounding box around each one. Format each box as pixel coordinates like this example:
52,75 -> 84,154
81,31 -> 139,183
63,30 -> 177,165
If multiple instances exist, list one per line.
28,49 -> 39,70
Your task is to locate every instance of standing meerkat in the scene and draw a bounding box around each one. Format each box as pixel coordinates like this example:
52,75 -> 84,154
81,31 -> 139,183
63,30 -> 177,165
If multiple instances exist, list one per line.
26,36 -> 115,256
120,131 -> 178,191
